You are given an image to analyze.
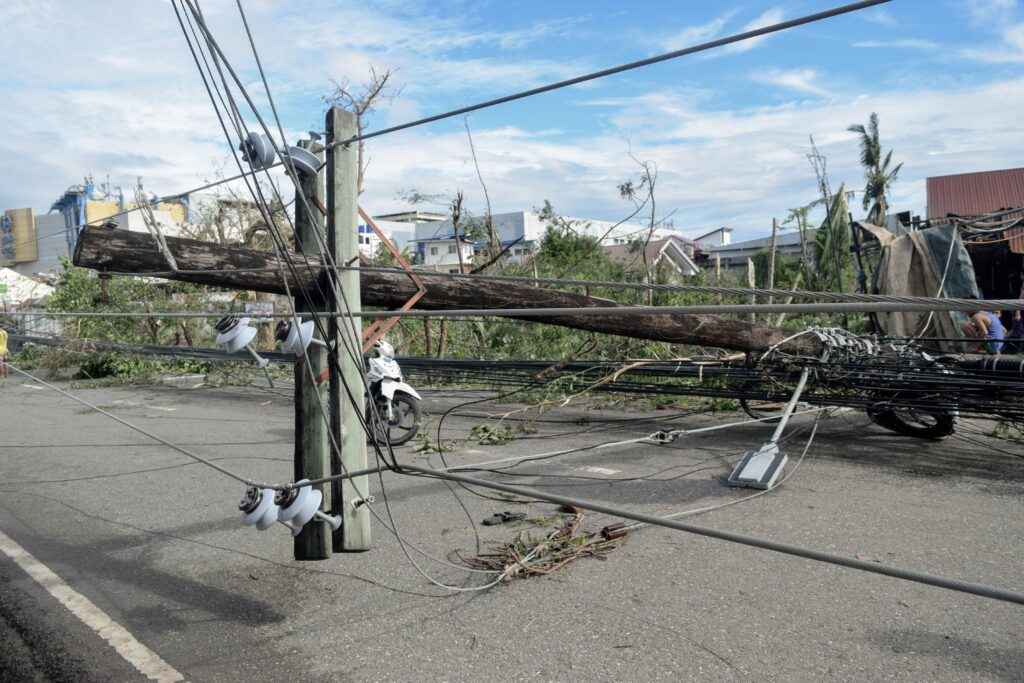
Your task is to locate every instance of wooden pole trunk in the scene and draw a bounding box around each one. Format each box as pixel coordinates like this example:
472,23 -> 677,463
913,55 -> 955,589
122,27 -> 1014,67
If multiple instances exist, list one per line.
767,218 -> 778,307
292,139 -> 332,561
328,107 -> 371,552
73,225 -> 820,355
746,258 -> 757,324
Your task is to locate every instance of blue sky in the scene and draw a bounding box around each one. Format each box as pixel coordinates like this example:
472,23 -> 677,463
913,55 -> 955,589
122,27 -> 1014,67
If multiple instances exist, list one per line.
1,0 -> 1023,241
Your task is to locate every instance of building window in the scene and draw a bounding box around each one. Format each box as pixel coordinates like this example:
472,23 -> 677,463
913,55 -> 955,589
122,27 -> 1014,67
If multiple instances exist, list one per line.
448,244 -> 456,254
430,247 -> 438,256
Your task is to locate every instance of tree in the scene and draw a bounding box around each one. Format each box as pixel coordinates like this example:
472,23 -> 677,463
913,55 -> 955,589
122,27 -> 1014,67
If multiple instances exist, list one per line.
179,170 -> 289,249
619,156 -> 677,304
847,113 -> 902,224
324,67 -> 400,195
813,184 -> 853,293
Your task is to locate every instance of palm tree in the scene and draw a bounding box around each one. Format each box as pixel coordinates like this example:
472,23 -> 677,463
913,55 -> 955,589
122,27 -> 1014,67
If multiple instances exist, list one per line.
847,113 -> 903,224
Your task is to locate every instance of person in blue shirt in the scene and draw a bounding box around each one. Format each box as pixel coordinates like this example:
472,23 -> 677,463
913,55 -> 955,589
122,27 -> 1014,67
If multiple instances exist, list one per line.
961,307 -> 1005,354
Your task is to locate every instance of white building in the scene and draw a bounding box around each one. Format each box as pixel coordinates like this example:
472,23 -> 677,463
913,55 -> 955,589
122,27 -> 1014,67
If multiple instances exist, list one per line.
415,236 -> 476,272
357,216 -> 432,259
692,227 -> 733,250
410,209 -> 709,270
704,229 -> 816,269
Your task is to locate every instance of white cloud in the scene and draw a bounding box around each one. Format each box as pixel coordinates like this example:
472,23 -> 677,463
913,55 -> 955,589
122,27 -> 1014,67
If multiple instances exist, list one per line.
961,23 -> 1024,62
862,8 -> 899,27
965,0 -> 1018,25
659,7 -> 786,59
1,1 -> 1022,246
357,76 -> 1024,240
0,0 -> 593,211
852,39 -> 939,50
721,8 -> 786,55
750,69 -> 830,97
659,11 -> 736,51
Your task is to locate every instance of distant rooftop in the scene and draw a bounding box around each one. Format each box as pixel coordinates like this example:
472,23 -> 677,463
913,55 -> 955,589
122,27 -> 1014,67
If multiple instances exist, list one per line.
927,167 -> 1024,219
603,236 -> 698,275
706,229 -> 813,253
374,210 -> 447,223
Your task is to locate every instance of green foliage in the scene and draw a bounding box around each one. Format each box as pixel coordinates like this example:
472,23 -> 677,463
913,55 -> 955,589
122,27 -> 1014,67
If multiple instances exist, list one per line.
412,432 -> 455,453
369,241 -> 414,267
469,423 -> 517,445
751,251 -> 801,290
535,201 -> 612,278
46,260 -> 210,346
811,186 -> 854,294
378,202 -> 775,364
9,342 -> 44,369
847,113 -> 903,224
74,352 -> 210,382
707,397 -> 739,412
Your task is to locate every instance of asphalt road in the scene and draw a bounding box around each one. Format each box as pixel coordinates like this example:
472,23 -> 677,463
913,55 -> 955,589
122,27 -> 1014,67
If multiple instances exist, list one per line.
0,377 -> 1021,681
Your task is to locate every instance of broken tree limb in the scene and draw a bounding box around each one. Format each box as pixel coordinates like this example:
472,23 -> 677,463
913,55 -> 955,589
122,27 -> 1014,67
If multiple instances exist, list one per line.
73,225 -> 819,354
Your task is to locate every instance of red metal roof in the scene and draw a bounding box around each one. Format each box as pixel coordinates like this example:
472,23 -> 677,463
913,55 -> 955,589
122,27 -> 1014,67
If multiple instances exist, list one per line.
926,167 -> 1024,219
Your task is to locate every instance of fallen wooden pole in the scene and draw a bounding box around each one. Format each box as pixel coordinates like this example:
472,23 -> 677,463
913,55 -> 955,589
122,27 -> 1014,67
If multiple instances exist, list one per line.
73,224 -> 818,354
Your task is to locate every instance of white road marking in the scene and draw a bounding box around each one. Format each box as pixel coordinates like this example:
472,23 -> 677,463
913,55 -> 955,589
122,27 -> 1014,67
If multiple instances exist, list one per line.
20,384 -> 43,390
0,528 -> 185,682
147,406 -> 177,412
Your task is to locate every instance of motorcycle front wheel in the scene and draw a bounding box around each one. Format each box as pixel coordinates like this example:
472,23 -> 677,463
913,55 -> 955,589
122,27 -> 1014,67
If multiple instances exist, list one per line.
368,393 -> 422,446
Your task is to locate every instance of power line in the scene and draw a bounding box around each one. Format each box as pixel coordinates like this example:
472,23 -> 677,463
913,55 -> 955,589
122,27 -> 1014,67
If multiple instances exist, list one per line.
396,462 -> 1024,606
178,1 -> 506,585
39,0 -> 892,235
8,298 -> 1023,319
5,361 -> 267,488
324,0 -> 892,149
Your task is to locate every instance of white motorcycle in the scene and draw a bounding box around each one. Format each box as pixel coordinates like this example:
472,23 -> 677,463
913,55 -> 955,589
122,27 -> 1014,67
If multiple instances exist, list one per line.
365,339 -> 422,446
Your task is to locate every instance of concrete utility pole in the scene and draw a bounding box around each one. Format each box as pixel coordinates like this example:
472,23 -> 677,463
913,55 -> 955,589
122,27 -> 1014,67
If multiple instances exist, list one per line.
326,107 -> 371,551
292,139 -> 332,560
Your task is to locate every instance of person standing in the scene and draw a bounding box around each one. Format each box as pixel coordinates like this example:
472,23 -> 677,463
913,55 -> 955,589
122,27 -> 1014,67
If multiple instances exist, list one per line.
0,328 -> 8,378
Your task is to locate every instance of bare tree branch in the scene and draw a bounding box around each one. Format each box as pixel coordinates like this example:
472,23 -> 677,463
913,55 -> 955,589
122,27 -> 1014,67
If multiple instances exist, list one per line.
464,117 -> 500,261
324,67 -> 401,194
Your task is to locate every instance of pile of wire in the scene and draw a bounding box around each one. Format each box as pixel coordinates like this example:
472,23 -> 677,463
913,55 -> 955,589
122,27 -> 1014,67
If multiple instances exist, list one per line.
13,328 -> 1024,422
400,353 -> 1024,422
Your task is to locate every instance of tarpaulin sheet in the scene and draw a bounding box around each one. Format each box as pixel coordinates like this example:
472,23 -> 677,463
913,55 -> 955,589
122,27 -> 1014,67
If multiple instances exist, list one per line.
858,222 -> 979,351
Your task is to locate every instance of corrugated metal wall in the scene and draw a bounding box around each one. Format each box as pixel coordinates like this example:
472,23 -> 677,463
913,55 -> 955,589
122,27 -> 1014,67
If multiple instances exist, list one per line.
927,168 -> 1024,219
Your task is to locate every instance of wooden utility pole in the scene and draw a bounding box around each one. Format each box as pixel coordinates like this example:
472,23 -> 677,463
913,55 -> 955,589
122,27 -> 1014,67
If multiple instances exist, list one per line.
327,107 -> 371,551
292,139 -> 332,561
767,217 -> 778,307
73,226 -> 823,355
746,257 -> 757,324
714,254 -> 722,305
